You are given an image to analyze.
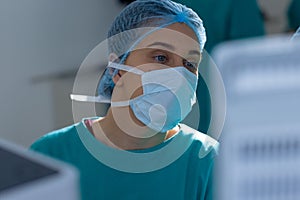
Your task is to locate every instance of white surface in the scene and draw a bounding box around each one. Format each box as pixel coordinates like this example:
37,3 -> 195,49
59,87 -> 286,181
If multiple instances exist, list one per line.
0,139 -> 79,200
213,36 -> 300,200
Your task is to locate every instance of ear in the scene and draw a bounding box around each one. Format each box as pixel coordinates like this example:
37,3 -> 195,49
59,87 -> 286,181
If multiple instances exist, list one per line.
112,71 -> 123,86
108,53 -> 123,86
109,53 -> 120,63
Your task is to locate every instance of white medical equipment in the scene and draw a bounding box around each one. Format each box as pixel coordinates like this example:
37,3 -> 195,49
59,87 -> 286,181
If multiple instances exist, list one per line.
0,139 -> 79,200
213,36 -> 300,200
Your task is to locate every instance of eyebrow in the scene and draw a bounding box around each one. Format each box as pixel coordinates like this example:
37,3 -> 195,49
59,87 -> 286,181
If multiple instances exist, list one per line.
146,42 -> 201,56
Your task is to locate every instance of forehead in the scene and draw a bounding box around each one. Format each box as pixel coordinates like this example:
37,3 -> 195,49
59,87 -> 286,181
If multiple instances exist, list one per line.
133,23 -> 200,57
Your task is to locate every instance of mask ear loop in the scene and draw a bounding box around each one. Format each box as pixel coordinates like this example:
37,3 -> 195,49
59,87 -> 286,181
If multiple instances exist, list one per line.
108,62 -> 144,75
108,62 -> 144,108
70,94 -> 111,103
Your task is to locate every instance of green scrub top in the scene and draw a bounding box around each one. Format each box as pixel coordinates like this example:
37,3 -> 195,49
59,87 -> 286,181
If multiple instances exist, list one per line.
288,0 -> 300,31
30,118 -> 218,200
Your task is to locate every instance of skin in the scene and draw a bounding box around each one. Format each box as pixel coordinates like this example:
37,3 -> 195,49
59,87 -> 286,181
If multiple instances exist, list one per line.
90,22 -> 201,150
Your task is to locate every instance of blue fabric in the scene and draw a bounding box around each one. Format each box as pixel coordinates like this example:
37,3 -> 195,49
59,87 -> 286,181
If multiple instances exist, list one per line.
107,0 -> 206,56
30,118 -> 218,200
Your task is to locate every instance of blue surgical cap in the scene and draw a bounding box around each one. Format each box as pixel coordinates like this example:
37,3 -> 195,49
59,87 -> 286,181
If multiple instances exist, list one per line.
98,0 -> 206,100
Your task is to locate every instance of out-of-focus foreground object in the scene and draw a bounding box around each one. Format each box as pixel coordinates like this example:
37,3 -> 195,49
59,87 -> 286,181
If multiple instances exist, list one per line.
0,139 -> 79,200
213,36 -> 300,200
291,26 -> 300,40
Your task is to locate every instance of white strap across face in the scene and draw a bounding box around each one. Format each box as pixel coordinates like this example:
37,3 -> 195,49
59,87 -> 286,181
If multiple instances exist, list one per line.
108,62 -> 144,75
70,62 -> 197,105
70,94 -> 111,103
110,100 -> 131,107
70,62 -> 143,104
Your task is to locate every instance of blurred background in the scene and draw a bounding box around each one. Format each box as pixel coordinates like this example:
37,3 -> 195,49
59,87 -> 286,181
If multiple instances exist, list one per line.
0,0 -> 299,147
0,0 -> 122,147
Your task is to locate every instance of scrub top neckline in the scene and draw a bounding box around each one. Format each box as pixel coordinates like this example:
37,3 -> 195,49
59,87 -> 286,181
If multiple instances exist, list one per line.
83,117 -> 177,153
75,117 -> 195,173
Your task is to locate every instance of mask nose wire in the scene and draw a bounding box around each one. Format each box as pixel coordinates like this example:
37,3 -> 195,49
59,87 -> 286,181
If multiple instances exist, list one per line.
108,62 -> 144,75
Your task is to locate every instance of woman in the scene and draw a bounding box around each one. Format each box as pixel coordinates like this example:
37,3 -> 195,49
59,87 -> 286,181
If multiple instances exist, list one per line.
31,0 -> 218,199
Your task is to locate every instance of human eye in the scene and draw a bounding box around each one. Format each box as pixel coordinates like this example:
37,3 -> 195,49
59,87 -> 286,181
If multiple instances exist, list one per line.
153,54 -> 168,64
183,59 -> 198,73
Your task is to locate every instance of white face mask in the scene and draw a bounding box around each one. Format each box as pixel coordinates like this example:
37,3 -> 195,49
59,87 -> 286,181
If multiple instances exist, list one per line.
109,62 -> 198,133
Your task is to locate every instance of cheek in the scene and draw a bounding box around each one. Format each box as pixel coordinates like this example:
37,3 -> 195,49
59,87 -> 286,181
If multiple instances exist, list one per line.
123,72 -> 144,100
131,86 -> 143,99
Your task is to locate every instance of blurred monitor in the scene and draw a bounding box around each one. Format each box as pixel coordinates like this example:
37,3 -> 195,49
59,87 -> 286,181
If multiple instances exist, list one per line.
213,36 -> 300,200
0,139 -> 79,200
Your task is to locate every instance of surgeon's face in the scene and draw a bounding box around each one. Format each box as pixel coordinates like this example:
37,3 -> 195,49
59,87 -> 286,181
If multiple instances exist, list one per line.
110,22 -> 201,131
114,22 -> 201,99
